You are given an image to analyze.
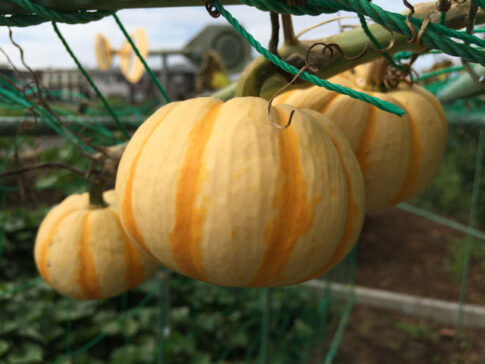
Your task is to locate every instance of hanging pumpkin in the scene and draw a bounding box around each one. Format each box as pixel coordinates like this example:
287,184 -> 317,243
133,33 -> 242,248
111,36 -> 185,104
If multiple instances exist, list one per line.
274,62 -> 447,210
34,190 -> 159,300
115,96 -> 365,287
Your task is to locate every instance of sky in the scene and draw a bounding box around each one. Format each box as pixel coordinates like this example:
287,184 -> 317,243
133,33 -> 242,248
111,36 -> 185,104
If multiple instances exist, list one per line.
0,1 -> 450,72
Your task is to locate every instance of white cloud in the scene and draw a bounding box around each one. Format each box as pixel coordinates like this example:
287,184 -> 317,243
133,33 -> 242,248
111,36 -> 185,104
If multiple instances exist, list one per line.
0,1 -> 436,71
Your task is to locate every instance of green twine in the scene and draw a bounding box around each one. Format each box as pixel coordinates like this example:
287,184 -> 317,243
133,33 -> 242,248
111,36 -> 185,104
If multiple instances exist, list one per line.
1,0 -> 484,69
393,51 -> 413,61
1,0 -> 113,27
440,11 -> 447,26
0,80 -> 94,152
2,0 -> 485,70
240,0 -> 485,67
418,65 -> 464,82
475,0 -> 485,11
112,14 -> 171,104
357,13 -> 405,71
213,1 -> 405,116
51,22 -> 130,140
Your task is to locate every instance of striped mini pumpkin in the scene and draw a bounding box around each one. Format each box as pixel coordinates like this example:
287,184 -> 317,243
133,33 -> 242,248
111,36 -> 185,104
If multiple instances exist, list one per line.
34,190 -> 159,300
115,97 -> 365,287
274,70 -> 447,210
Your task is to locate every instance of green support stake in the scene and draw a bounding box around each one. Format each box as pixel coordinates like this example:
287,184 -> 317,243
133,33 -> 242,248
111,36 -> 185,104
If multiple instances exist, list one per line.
121,293 -> 130,364
259,288 -> 270,364
456,128 -> 485,333
156,270 -> 169,364
112,14 -> 171,104
0,193 -> 6,262
323,293 -> 355,364
65,299 -> 72,359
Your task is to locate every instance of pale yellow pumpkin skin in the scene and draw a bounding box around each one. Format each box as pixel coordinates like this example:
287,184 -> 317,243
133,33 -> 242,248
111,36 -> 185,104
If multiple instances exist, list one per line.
274,74 -> 447,210
34,190 -> 159,300
115,97 -> 365,287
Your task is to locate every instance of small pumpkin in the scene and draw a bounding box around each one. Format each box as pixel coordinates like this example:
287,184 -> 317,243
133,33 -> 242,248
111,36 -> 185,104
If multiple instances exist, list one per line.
274,65 -> 447,210
115,96 -> 365,287
34,190 -> 159,300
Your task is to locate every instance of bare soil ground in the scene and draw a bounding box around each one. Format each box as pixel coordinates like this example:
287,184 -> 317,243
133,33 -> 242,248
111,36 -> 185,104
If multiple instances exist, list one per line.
334,207 -> 485,363
355,207 -> 485,305
336,306 -> 485,364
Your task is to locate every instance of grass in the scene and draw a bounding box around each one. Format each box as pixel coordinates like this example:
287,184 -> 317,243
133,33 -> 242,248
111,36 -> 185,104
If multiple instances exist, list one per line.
395,322 -> 439,343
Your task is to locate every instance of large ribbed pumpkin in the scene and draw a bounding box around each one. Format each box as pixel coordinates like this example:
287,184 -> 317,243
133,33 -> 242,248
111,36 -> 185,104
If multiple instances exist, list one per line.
34,190 -> 159,300
115,97 -> 365,287
274,70 -> 447,210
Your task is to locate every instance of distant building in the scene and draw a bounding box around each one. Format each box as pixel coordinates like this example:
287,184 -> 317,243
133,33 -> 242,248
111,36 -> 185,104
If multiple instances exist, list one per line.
0,63 -> 198,103
165,63 -> 197,101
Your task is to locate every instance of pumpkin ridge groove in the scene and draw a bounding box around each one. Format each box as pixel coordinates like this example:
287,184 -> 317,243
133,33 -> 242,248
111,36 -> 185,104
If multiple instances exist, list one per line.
319,93 -> 340,114
302,128 -> 358,282
275,89 -> 297,105
387,106 -> 422,205
355,106 -> 376,177
108,208 -> 144,289
38,209 -> 77,283
248,108 -> 318,287
77,212 -> 102,299
413,88 -> 448,135
169,103 -> 222,282
120,106 -> 177,261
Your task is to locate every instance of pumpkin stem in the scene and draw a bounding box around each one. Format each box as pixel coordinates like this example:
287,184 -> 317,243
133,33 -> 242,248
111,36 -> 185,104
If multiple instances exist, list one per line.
282,14 -> 297,46
89,176 -> 108,208
365,57 -> 390,91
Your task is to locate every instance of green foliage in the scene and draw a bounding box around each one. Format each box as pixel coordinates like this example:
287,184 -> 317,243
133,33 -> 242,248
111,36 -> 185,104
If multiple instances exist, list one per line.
0,201 -> 345,363
0,273 -> 337,363
34,142 -> 88,194
1,206 -> 48,279
0,106 -> 26,117
395,322 -> 438,343
446,238 -> 485,283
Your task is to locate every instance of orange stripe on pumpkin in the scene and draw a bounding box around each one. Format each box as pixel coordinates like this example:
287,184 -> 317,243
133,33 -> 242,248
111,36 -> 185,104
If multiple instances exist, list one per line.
319,93 -> 340,114
300,131 -> 359,282
275,89 -> 297,105
412,87 -> 447,136
120,106 -> 176,261
109,209 -> 145,289
77,212 -> 102,299
248,108 -> 318,287
38,210 -> 76,282
355,107 -> 377,177
169,103 -> 222,282
388,111 -> 422,205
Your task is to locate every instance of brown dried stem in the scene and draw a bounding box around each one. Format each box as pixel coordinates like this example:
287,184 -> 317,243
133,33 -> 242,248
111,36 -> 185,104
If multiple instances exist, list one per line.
0,162 -> 85,178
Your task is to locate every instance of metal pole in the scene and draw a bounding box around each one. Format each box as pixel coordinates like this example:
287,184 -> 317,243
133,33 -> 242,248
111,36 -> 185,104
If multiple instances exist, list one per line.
0,116 -> 143,136
456,128 -> 485,333
161,54 -> 169,105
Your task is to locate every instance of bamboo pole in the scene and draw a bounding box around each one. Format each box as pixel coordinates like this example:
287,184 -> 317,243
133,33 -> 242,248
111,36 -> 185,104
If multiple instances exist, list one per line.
235,1 -> 485,97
